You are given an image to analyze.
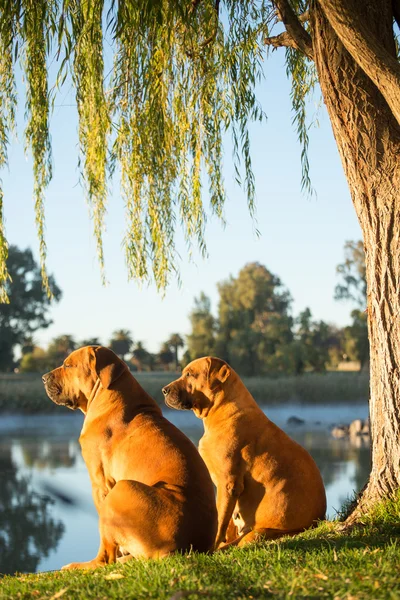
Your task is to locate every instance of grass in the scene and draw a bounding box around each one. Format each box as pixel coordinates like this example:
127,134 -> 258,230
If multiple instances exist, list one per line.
1,493 -> 399,599
0,371 -> 369,414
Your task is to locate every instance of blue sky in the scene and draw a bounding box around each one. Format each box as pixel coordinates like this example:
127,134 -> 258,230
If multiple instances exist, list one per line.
2,50 -> 361,353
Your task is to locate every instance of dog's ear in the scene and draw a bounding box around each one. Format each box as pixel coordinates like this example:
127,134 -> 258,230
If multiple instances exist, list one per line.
92,346 -> 127,389
207,357 -> 231,388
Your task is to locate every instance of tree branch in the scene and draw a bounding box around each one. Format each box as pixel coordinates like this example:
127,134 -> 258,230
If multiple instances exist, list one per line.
317,0 -> 400,128
272,0 -> 314,59
264,30 -> 298,51
275,8 -> 310,24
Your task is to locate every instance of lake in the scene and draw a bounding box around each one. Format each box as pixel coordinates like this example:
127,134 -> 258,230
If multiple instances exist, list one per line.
0,402 -> 370,575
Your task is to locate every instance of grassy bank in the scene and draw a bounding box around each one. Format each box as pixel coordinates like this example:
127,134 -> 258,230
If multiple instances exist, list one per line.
0,371 -> 369,414
1,493 -> 399,599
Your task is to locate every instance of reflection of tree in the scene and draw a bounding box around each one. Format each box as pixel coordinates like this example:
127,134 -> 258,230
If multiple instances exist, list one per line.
292,431 -> 371,492
20,440 -> 79,470
0,446 -> 64,574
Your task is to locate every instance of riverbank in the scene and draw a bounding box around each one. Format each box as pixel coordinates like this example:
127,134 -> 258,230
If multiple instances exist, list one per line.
1,492 -> 399,599
0,371 -> 369,413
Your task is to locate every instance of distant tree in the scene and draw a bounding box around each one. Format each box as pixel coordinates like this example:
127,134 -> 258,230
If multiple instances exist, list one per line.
109,329 -> 133,361
216,263 -> 293,375
131,341 -> 155,372
343,310 -> 370,372
80,337 -> 101,347
0,246 -> 61,371
166,333 -> 185,370
46,335 -> 77,369
295,308 -> 341,373
186,293 -> 216,361
157,343 -> 174,371
335,241 -> 369,371
335,241 -> 366,308
19,347 -> 48,373
20,336 -> 35,356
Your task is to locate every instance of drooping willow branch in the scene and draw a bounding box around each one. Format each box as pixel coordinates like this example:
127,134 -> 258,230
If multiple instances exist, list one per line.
0,0 -> 325,297
0,0 -> 17,302
22,0 -> 54,298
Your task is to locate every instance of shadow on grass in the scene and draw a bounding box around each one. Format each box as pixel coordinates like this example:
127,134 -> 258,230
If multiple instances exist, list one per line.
248,519 -> 400,556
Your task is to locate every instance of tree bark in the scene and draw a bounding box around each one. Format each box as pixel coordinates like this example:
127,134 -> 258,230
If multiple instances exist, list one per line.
311,0 -> 400,520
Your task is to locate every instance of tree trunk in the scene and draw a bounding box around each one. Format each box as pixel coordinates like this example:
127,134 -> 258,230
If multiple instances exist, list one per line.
311,0 -> 400,520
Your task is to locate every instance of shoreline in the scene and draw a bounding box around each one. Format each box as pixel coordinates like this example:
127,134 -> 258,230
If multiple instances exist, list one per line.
0,371 -> 369,415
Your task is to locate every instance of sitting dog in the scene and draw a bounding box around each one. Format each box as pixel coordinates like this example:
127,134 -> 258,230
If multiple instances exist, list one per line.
42,346 -> 217,569
163,357 -> 326,549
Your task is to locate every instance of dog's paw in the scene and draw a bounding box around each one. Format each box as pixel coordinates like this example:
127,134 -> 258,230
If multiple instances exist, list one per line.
61,562 -> 80,570
61,560 -> 99,570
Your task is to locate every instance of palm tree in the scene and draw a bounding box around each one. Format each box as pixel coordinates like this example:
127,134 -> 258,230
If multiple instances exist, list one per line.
166,334 -> 184,371
109,329 -> 133,361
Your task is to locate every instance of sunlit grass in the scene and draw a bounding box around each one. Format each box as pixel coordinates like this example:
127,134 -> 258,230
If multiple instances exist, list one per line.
1,494 -> 399,599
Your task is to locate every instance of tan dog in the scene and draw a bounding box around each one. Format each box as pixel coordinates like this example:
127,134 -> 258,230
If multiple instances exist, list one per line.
42,346 -> 217,569
163,357 -> 326,549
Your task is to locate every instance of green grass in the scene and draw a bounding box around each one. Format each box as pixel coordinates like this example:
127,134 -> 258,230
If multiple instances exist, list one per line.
0,371 -> 369,414
1,493 -> 400,599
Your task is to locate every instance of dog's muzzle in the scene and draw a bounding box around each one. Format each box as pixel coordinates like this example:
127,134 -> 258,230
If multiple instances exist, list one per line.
162,385 -> 192,410
42,372 -> 76,409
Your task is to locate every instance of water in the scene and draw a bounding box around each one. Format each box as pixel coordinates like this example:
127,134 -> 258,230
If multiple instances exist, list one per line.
0,403 -> 370,575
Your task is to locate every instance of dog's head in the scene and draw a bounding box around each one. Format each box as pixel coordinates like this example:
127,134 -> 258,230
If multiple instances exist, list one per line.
42,346 -> 127,412
162,356 -> 231,418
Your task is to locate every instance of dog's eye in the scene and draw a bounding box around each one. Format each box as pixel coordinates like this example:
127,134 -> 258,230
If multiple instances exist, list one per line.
64,363 -> 72,369
186,371 -> 191,378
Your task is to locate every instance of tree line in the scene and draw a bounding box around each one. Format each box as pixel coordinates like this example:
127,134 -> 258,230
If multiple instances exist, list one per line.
18,330 -> 184,374
185,248 -> 368,376
0,243 -> 367,375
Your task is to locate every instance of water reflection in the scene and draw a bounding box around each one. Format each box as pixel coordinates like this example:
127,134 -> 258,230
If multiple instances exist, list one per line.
0,442 -> 64,574
0,405 -> 370,574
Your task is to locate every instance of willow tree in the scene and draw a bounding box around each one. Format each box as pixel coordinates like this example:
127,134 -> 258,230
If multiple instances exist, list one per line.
0,0 -> 399,520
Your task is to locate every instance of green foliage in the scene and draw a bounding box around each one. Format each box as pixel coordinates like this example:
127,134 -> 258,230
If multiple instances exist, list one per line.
19,335 -> 77,373
215,262 -> 293,375
185,264 -> 352,376
157,342 -> 175,369
109,329 -> 133,360
45,334 -> 77,366
19,346 -> 49,373
165,333 -> 185,369
362,489 -> 400,532
0,246 -> 61,371
186,292 -> 217,361
334,240 -> 368,371
343,309 -> 369,370
0,1 -> 273,295
66,0 -> 110,283
131,341 -> 155,372
285,45 -> 318,194
0,0 -> 17,303
335,240 -> 367,308
295,308 -> 342,373
22,0 -> 55,297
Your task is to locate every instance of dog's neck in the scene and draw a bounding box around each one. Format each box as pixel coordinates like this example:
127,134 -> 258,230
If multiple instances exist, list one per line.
192,388 -> 232,421
84,377 -> 102,413
197,380 -> 259,425
83,371 -> 161,422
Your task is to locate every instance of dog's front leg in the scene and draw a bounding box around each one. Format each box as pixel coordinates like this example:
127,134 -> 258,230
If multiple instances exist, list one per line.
214,475 -> 244,549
